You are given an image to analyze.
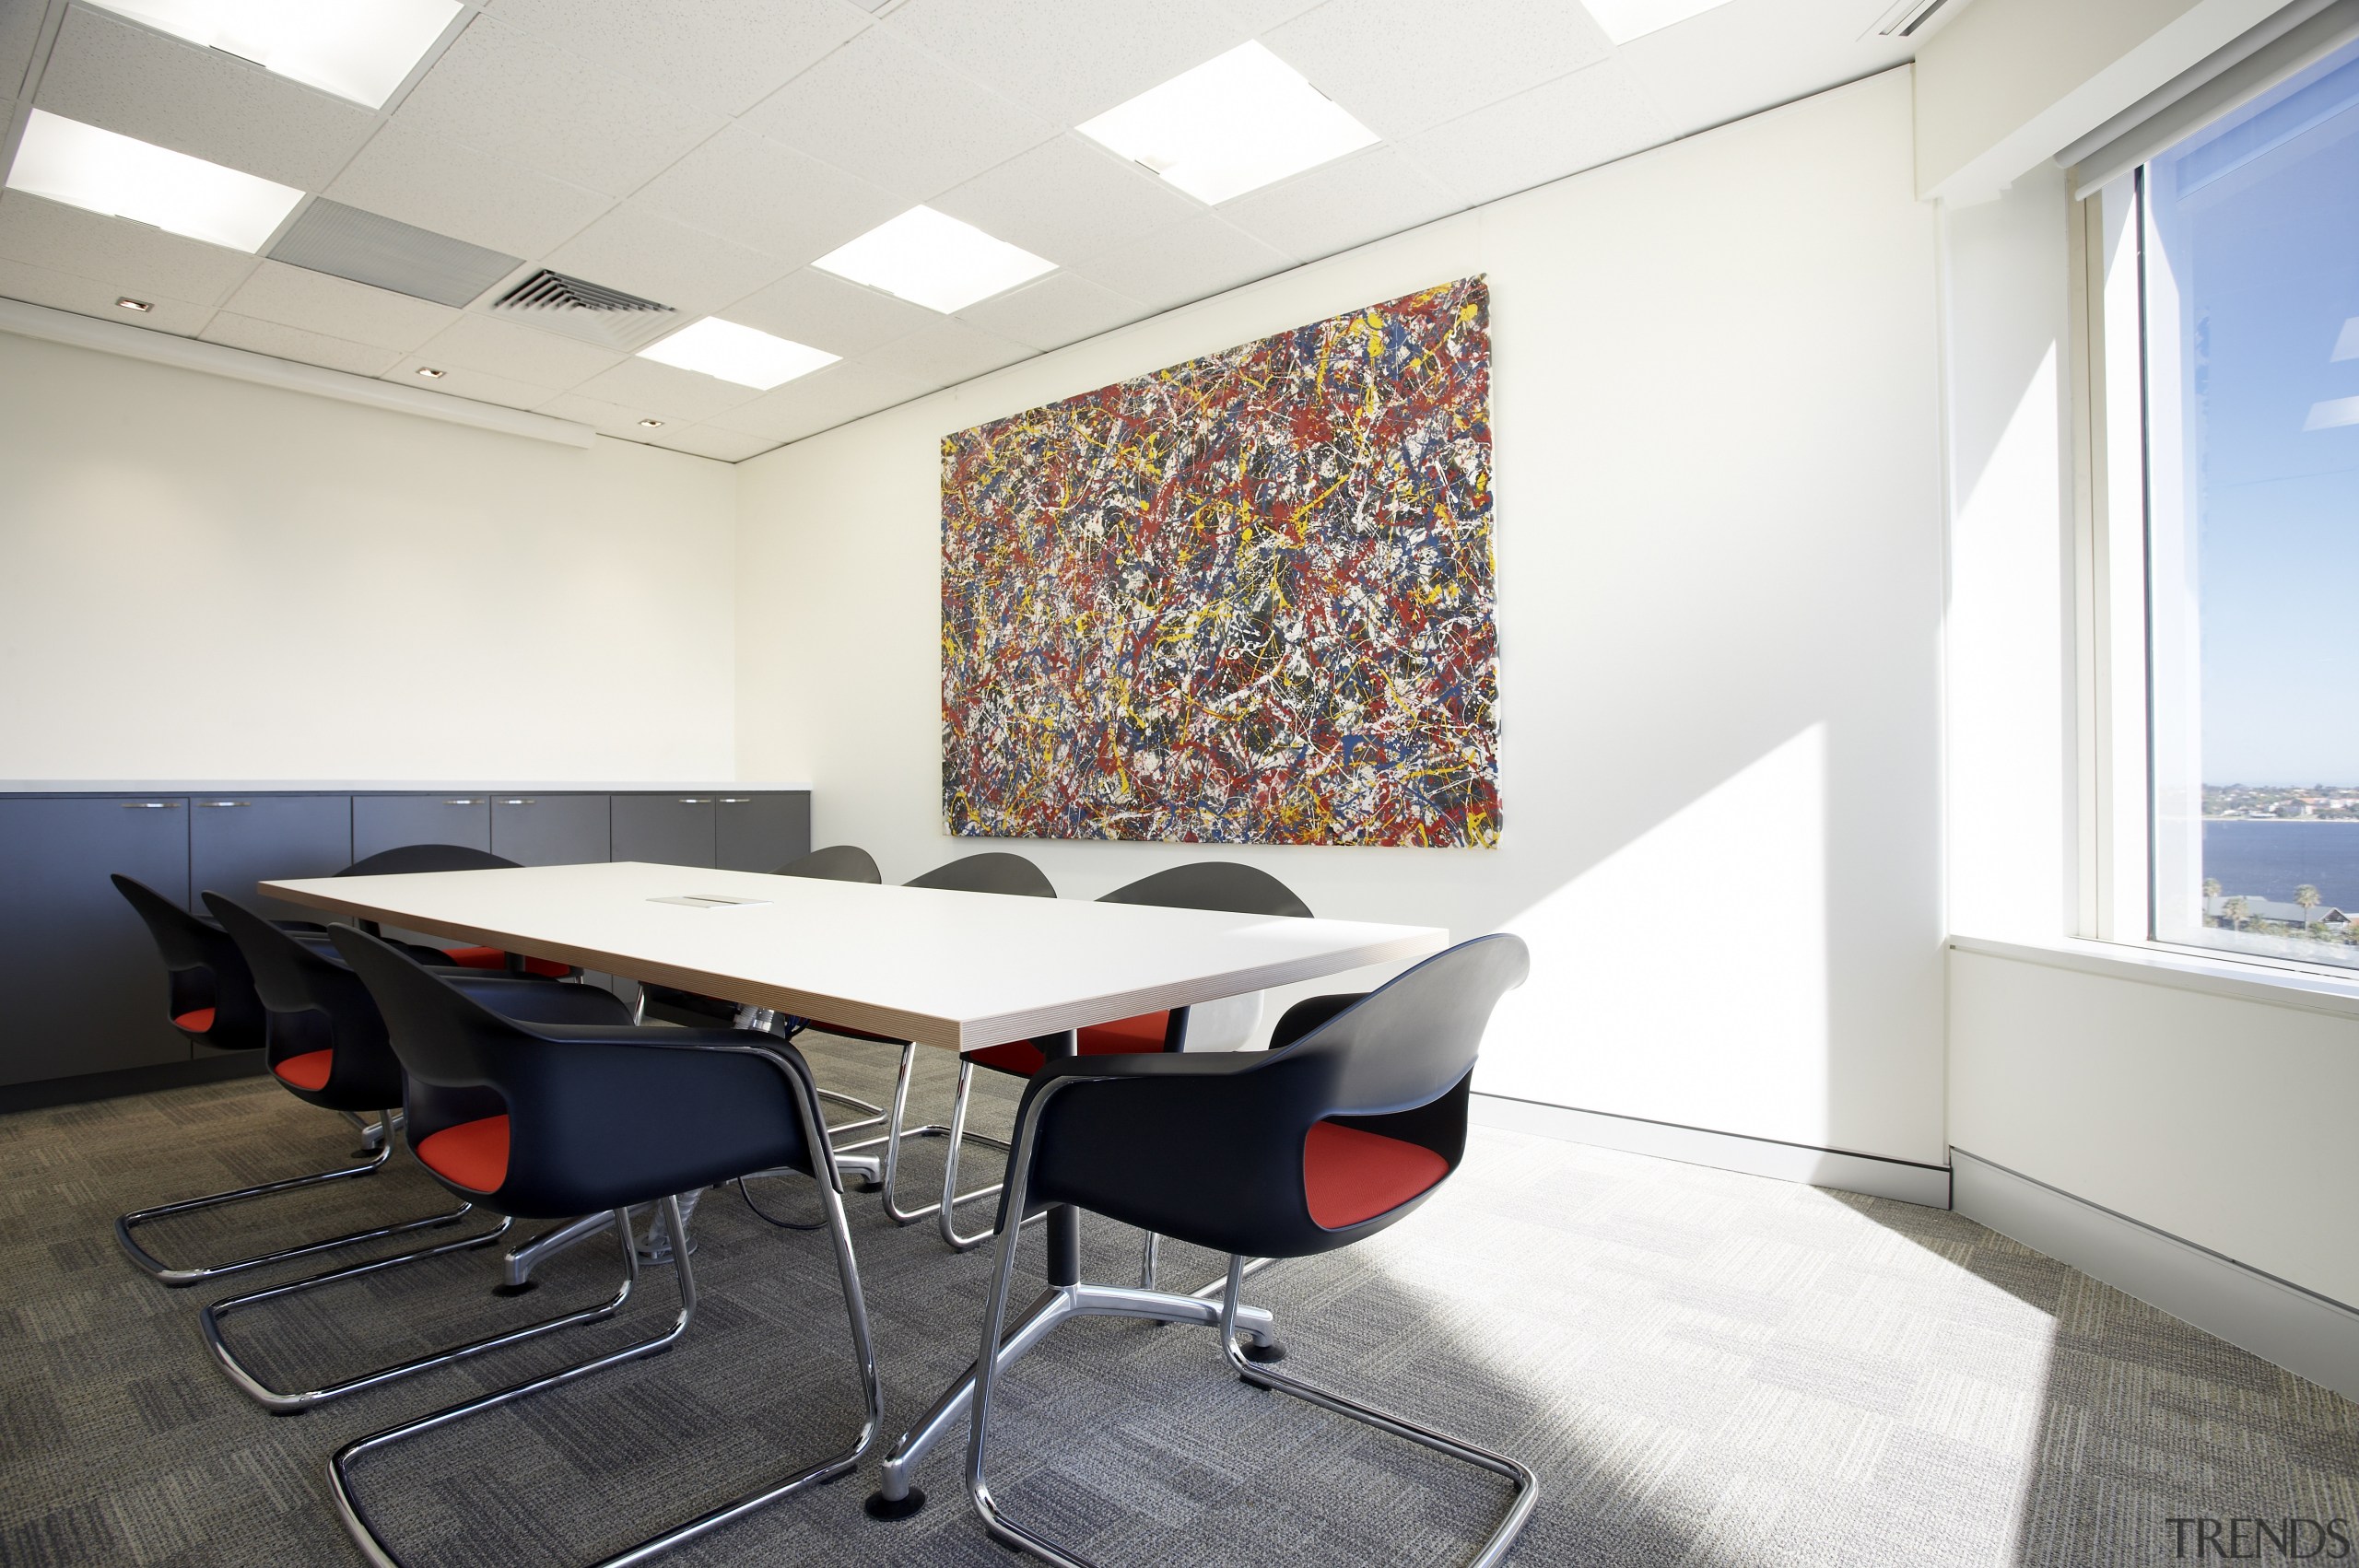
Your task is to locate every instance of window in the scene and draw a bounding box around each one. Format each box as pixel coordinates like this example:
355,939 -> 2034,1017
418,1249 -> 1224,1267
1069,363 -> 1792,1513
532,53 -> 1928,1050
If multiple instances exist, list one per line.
2113,34 -> 2359,969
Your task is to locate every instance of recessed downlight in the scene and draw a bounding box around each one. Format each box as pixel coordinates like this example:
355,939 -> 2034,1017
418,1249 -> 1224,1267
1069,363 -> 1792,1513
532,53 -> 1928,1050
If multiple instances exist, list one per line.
116,297 -> 154,312
638,418 -> 664,428
813,206 -> 1056,314
1076,41 -> 1379,205
5,110 -> 302,252
415,366 -> 445,379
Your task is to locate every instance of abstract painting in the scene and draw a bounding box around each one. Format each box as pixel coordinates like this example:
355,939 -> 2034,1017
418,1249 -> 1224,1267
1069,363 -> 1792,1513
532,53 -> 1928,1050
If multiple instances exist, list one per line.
941,275 -> 1498,848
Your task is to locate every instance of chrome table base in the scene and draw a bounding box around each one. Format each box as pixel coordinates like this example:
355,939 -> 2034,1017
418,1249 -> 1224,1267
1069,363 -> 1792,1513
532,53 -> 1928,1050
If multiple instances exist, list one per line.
863,1280 -> 1284,1517
115,1111 -> 470,1288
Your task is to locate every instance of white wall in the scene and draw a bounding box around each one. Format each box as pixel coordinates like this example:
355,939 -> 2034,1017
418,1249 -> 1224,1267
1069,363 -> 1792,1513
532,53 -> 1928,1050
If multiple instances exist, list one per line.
0,332 -> 739,781
736,70 -> 1950,1166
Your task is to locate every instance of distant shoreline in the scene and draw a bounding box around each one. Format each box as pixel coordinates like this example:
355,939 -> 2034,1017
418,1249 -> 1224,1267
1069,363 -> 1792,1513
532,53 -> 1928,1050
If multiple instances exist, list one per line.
2203,816 -> 2359,824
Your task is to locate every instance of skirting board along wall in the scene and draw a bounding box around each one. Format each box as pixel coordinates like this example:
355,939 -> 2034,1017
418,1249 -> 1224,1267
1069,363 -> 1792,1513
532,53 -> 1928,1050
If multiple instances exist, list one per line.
1954,1149 -> 2359,1403
1472,1092 -> 1954,1208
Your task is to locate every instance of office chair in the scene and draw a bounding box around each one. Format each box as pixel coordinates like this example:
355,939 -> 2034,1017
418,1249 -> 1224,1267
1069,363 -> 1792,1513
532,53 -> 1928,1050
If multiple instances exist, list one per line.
325,926 -> 881,1568
941,861 -> 1312,1260
197,894 -> 662,1412
960,934 -> 1536,1568
638,844 -> 885,1026
337,844 -> 569,977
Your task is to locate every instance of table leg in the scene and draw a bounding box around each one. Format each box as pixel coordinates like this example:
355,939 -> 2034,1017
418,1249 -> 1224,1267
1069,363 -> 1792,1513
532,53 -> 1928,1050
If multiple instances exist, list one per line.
1038,1029 -> 1080,1288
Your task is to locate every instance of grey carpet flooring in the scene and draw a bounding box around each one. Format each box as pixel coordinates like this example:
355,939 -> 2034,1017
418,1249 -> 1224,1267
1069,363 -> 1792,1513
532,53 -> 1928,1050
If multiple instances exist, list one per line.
4,1031 -> 2355,1567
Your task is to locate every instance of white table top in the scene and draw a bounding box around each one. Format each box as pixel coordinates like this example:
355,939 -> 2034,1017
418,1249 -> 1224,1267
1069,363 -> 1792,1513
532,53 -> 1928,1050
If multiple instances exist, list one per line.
261,860 -> 1449,1052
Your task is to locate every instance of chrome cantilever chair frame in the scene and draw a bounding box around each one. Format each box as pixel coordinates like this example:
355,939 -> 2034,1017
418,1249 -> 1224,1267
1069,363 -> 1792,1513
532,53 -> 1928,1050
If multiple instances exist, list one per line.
115,1110 -> 477,1287
327,1038 -> 884,1568
960,1071 -> 1537,1568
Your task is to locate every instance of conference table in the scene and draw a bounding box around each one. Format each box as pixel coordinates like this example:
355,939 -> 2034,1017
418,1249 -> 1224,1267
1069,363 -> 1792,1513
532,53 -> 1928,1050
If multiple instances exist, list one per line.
261,858 -> 1450,1514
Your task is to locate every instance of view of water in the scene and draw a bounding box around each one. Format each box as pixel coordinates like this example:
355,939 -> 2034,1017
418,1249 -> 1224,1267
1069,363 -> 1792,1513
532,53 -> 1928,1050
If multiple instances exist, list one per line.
2202,820 -> 2359,907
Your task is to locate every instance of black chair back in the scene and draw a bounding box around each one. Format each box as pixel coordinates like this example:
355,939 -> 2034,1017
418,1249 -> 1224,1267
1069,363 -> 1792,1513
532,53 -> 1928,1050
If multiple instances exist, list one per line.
340,845 -> 520,876
329,927 -> 815,1218
1286,934 -> 1528,1116
1097,861 -> 1310,919
111,873 -> 265,1049
205,894 -> 405,1109
907,851 -> 1055,898
776,845 -> 883,883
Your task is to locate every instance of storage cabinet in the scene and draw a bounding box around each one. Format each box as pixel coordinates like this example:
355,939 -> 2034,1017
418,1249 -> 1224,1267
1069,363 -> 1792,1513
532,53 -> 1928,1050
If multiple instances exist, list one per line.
612,794 -> 716,867
0,797 -> 195,1082
716,792 -> 809,872
491,794 -> 609,866
0,785 -> 806,1099
354,794 -> 491,860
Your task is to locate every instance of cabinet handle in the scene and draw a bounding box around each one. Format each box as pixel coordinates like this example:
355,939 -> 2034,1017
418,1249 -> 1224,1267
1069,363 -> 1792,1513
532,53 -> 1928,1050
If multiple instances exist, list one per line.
123,801 -> 179,809
446,799 -> 480,806
199,800 -> 252,808
719,797 -> 754,804
679,798 -> 713,805
501,798 -> 535,805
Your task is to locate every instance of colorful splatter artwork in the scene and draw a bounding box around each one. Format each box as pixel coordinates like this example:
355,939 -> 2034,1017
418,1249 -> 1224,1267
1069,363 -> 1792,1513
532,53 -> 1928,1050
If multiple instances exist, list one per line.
940,275 -> 1498,848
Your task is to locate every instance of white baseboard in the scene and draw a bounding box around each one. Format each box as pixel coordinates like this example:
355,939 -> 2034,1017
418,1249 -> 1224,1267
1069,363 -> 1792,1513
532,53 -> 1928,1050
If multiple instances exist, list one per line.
1953,1150 -> 2359,1403
1469,1093 -> 1953,1208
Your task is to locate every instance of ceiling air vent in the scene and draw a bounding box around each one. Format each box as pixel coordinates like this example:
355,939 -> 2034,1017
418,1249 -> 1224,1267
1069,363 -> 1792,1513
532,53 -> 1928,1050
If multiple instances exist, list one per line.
488,268 -> 679,352
270,200 -> 522,308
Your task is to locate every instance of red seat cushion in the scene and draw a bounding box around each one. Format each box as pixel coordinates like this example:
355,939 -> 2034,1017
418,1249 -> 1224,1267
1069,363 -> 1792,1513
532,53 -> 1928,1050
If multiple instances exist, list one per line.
1303,1121 -> 1449,1229
271,1049 -> 334,1092
416,1115 -> 509,1193
443,946 -> 570,978
969,1011 -> 1172,1077
171,1007 -> 216,1035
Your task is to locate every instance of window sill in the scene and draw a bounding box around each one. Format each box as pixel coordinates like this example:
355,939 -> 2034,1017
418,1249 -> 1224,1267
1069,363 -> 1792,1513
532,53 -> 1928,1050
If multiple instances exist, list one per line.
1947,933 -> 2359,1023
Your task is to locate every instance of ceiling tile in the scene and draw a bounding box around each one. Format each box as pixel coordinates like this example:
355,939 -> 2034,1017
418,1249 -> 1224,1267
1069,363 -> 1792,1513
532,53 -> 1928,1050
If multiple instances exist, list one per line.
1398,57 -> 1675,208
1209,0 -> 1331,30
1265,0 -> 1614,140
414,312 -> 626,388
34,6 -> 377,190
1,6 -> 41,99
953,272 -> 1148,353
632,125 -> 905,266
1218,145 -> 1465,262
327,120 -> 614,261
485,0 -> 872,117
860,318 -> 1033,386
1614,0 -> 1914,138
726,266 -> 933,357
0,192 -> 258,307
535,389 -> 663,437
1066,214 -> 1297,314
653,424 -> 775,462
704,357 -> 928,440
545,204 -> 791,318
933,135 -> 1203,269
737,29 -> 1057,202
382,356 -> 557,411
392,17 -> 724,197
886,0 -> 1249,124
200,312 -> 402,378
219,260 -> 462,353
570,356 -> 768,423
0,254 -> 215,335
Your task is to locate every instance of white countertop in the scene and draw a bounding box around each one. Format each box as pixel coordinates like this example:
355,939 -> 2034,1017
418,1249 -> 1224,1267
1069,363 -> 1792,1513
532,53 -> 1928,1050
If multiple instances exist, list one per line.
0,781 -> 812,793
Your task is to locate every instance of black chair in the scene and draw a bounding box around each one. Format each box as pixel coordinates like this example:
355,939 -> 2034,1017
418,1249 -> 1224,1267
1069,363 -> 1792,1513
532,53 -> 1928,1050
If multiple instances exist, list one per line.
800,851 -> 1056,1245
961,935 -> 1536,1567
111,874 -> 450,1286
337,844 -> 569,977
943,861 -> 1312,1259
325,925 -> 883,1568
199,894 -> 656,1413
639,844 -> 885,1026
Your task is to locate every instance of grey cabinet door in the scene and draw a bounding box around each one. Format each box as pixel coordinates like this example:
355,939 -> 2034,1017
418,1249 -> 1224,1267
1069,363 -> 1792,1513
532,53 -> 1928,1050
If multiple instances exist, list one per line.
611,794 -> 716,867
353,795 -> 492,860
191,794 -> 351,921
715,793 -> 810,872
492,795 -> 610,865
0,796 -> 193,1083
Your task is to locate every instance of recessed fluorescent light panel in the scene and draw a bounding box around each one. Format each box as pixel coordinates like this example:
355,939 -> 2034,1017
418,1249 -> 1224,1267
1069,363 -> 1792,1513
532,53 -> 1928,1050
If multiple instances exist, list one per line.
1583,0 -> 1739,45
638,317 -> 839,391
85,0 -> 461,109
813,206 -> 1055,314
1077,41 -> 1378,205
5,110 -> 302,251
